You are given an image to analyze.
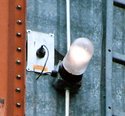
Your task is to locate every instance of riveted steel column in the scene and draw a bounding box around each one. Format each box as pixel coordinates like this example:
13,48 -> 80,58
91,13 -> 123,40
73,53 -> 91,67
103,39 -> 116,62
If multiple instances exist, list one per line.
0,1 -> 9,115
14,0 -> 26,115
106,0 -> 113,116
0,0 -> 26,116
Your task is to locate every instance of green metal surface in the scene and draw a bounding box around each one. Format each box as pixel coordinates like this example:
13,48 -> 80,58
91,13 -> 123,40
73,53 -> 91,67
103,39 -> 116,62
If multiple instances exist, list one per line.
26,0 -> 125,116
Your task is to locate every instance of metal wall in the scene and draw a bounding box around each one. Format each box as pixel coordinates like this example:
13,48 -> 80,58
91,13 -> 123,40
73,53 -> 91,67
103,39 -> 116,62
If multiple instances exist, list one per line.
112,3 -> 125,115
26,0 -> 125,116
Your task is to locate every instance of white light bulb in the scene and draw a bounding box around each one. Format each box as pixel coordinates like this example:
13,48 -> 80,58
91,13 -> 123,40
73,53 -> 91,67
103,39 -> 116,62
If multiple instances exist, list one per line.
63,37 -> 94,75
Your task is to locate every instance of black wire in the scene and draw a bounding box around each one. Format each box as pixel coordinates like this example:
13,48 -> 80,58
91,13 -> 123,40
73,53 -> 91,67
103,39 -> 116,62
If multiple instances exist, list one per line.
36,45 -> 49,80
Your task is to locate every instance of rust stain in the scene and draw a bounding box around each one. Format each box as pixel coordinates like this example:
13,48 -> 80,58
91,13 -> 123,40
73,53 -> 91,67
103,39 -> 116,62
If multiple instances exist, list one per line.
0,99 -> 5,116
33,64 -> 48,72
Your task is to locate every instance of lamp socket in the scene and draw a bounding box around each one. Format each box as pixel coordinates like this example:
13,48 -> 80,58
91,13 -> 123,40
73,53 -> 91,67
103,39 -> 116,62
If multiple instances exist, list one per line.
53,62 -> 82,93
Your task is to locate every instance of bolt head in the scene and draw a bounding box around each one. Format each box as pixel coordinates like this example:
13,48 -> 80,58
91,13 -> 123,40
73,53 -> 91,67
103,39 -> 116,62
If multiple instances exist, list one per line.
17,20 -> 22,25
16,75 -> 21,79
16,103 -> 21,107
16,32 -> 21,37
16,60 -> 21,64
17,47 -> 21,52
15,88 -> 21,93
16,5 -> 22,10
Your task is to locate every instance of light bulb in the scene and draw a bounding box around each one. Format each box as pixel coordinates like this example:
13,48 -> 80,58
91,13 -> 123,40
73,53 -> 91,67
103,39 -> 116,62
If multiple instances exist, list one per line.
63,37 -> 94,75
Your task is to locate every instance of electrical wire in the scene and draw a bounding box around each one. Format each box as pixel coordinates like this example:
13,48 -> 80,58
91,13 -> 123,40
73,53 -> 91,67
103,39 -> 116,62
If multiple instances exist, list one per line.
36,45 -> 49,80
65,89 -> 70,116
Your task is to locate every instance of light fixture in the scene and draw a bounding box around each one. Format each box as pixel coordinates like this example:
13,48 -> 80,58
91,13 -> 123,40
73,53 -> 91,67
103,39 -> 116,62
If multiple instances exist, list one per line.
34,1 -> 94,116
53,37 -> 94,93
63,37 -> 94,75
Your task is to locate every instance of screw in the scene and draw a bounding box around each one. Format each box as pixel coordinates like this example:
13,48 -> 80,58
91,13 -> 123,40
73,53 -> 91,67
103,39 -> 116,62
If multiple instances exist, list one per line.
17,20 -> 22,25
108,49 -> 111,52
49,33 -> 54,37
17,47 -> 21,52
16,5 -> 22,10
16,75 -> 21,79
27,30 -> 31,33
16,103 -> 21,107
108,106 -> 111,109
16,60 -> 21,65
16,32 -> 21,37
15,88 -> 21,93
103,95 -> 106,98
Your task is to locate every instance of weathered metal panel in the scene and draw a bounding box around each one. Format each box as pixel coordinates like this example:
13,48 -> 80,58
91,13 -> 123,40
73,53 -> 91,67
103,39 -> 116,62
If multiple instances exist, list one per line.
26,0 -> 125,116
112,5 -> 125,116
105,0 -> 113,116
26,0 -> 102,116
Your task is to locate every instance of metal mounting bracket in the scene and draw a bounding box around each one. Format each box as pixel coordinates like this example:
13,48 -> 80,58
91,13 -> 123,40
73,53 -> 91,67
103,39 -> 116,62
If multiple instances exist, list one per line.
26,30 -> 54,73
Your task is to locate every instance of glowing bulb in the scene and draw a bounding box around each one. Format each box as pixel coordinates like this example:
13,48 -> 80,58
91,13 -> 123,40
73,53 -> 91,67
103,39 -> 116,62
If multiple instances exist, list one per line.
63,37 -> 94,75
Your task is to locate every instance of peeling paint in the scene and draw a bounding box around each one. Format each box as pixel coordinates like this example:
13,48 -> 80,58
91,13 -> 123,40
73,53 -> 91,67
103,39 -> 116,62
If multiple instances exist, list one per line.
0,98 -> 5,116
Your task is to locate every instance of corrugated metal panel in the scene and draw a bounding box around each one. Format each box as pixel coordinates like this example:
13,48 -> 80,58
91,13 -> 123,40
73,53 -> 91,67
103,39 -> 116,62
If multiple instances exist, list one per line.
112,3 -> 125,116
26,0 -> 125,116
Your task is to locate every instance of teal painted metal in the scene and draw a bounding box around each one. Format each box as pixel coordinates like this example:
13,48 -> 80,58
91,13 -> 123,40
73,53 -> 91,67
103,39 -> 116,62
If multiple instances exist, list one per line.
26,0 -> 125,116
112,3 -> 125,115
100,0 -> 106,115
106,0 -> 113,116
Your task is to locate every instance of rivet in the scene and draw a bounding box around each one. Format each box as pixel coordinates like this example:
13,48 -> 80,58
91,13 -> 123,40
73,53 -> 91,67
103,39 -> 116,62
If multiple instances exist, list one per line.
103,95 -> 106,98
17,47 -> 21,52
15,88 -> 21,93
108,49 -> 111,52
16,60 -> 21,64
17,20 -> 22,25
16,5 -> 22,10
16,103 -> 21,107
16,75 -> 21,79
108,106 -> 111,109
16,32 -> 21,37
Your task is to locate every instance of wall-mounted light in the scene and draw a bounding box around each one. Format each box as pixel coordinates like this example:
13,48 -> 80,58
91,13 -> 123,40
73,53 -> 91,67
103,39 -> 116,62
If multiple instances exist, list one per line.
27,0 -> 94,116
63,37 -> 94,75
52,37 -> 94,116
53,37 -> 94,92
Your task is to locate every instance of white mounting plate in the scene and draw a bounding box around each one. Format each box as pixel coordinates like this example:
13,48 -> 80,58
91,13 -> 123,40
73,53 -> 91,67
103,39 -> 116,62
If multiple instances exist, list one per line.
26,30 -> 54,73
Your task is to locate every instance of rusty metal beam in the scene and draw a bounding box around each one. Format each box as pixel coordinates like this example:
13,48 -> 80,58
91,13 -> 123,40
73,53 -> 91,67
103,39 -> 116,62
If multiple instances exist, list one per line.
0,1 -> 8,115
0,0 -> 26,115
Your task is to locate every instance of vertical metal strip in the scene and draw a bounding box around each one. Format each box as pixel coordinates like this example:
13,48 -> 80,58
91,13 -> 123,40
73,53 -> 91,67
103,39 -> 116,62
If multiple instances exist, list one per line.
14,0 -> 26,115
7,0 -> 15,115
100,0 -> 106,115
7,0 -> 26,116
106,0 -> 113,116
0,1 -> 9,116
